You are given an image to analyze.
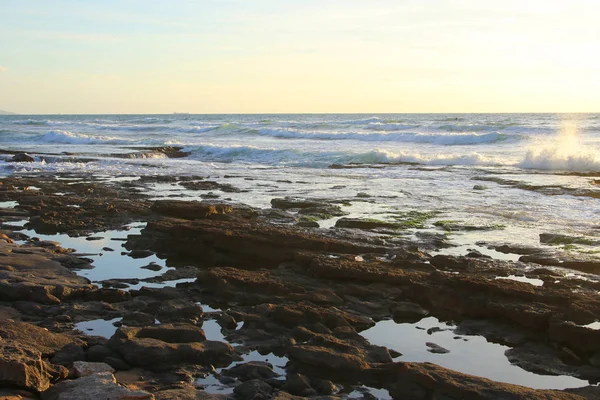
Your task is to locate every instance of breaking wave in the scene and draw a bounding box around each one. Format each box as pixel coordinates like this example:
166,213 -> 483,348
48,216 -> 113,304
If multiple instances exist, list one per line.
37,130 -> 134,145
519,147 -> 600,172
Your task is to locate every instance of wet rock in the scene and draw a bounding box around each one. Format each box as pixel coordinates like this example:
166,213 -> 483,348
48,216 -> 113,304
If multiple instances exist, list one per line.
548,320 -> 600,353
455,319 -> 532,346
384,362 -> 587,400
281,373 -> 315,396
108,324 -> 237,371
271,198 -> 329,210
140,262 -> 162,271
426,342 -> 450,354
40,371 -> 153,400
391,302 -> 429,322
223,361 -> 279,381
121,312 -> 156,327
233,378 -> 273,400
335,218 -> 404,230
10,154 -> 34,163
127,250 -> 154,259
151,200 -> 233,220
71,361 -> 114,378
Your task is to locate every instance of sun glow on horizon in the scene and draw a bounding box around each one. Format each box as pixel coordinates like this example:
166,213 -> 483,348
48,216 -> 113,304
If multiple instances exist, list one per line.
0,0 -> 599,114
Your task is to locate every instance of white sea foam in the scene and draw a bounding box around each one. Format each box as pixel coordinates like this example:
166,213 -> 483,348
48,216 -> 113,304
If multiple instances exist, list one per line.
518,120 -> 600,172
38,130 -> 133,145
185,144 -> 502,167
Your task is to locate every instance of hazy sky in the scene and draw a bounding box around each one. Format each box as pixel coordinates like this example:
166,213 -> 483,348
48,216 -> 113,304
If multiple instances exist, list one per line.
0,0 -> 598,114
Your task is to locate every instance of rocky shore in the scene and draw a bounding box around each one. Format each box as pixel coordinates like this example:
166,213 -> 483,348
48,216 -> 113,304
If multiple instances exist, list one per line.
0,172 -> 600,399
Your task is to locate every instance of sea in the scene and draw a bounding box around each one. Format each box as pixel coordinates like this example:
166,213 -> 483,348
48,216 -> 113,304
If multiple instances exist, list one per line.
0,113 -> 599,256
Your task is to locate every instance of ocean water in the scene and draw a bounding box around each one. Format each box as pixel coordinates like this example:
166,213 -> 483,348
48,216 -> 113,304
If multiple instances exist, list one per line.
0,113 -> 599,254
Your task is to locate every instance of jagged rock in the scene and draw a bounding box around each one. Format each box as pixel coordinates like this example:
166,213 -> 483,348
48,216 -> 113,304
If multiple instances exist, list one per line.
40,372 -> 153,400
0,342 -> 66,392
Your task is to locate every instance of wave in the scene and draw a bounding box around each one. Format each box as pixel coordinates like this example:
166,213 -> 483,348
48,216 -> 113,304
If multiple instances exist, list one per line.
13,119 -> 52,126
250,128 -> 512,145
37,130 -> 134,145
342,150 -> 501,166
185,143 -> 503,167
519,147 -> 600,172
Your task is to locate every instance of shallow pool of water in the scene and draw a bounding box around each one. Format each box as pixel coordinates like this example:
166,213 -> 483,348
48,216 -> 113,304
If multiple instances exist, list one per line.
361,316 -> 589,390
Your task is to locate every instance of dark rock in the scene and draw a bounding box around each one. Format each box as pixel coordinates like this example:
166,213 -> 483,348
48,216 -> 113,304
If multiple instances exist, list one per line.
426,342 -> 450,354
151,200 -> 233,220
10,154 -> 35,163
121,312 -> 156,327
233,378 -> 273,400
140,262 -> 162,271
282,373 -> 313,396
50,343 -> 85,367
85,344 -> 116,362
223,361 -> 279,381
391,302 -> 429,322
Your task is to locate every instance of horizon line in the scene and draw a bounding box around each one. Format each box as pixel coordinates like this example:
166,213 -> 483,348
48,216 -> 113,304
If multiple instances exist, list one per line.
1,111 -> 599,116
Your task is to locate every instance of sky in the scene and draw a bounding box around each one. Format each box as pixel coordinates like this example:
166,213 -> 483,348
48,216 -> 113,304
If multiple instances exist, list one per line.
0,0 -> 599,114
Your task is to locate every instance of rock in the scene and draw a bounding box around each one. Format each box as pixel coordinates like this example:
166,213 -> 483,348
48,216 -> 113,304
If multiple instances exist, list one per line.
151,200 -> 233,220
233,378 -> 273,400
121,312 -> 156,327
271,198 -> 329,210
85,344 -> 116,362
128,250 -> 154,259
282,373 -> 314,396
455,320 -> 532,346
288,345 -> 369,372
223,361 -> 279,381
40,371 -> 153,400
426,342 -> 450,354
71,361 -> 114,377
335,218 -> 405,230
108,324 -> 237,371
140,262 -> 162,271
10,154 -> 35,163
103,357 -> 130,371
391,302 -> 429,322
0,342 -> 66,392
50,344 -> 85,367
